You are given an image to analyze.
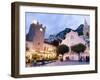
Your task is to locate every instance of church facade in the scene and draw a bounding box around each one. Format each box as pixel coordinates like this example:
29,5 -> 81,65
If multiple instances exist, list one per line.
60,19 -> 90,61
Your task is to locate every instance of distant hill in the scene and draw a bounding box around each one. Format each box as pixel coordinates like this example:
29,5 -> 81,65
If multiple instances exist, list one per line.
26,23 -> 84,46
44,24 -> 84,46
56,28 -> 72,40
75,24 -> 84,36
56,24 -> 84,40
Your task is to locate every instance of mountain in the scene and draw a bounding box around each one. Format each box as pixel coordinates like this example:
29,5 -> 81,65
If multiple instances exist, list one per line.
56,28 -> 72,40
75,24 -> 84,36
26,23 -> 84,46
45,24 -> 84,45
55,24 -> 84,40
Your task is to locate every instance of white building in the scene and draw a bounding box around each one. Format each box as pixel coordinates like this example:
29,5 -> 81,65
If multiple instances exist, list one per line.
61,30 -> 86,47
61,30 -> 89,61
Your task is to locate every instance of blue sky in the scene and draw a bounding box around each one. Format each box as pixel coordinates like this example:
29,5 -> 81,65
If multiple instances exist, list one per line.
25,12 -> 90,38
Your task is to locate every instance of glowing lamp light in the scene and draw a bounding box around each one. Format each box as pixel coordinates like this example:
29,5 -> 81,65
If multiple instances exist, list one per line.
40,28 -> 43,32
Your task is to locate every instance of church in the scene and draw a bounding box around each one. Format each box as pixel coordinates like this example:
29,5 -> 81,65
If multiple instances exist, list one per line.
61,19 -> 90,61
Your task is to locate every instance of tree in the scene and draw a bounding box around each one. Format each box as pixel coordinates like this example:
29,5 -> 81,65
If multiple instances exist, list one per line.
71,43 -> 86,61
56,44 -> 69,59
51,40 -> 59,46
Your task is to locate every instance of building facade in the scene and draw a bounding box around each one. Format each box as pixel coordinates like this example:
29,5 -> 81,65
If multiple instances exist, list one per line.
26,20 -> 46,51
61,30 -> 89,61
83,19 -> 90,46
26,20 -> 56,52
61,30 -> 86,47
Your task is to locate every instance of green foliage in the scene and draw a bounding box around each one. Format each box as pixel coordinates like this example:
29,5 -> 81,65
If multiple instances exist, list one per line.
51,40 -> 59,46
56,44 -> 69,55
71,43 -> 86,54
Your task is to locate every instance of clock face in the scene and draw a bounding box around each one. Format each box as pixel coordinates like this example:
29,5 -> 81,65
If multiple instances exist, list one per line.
40,28 -> 43,32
